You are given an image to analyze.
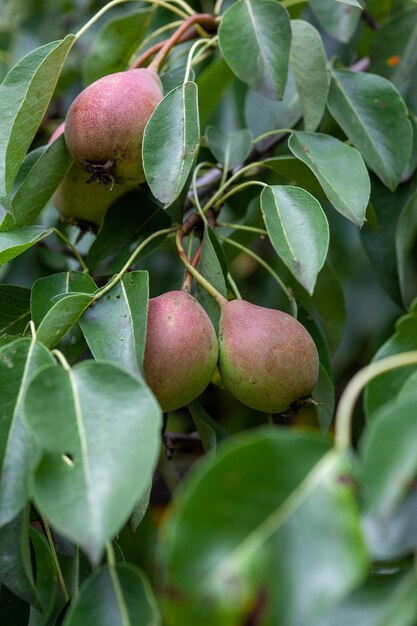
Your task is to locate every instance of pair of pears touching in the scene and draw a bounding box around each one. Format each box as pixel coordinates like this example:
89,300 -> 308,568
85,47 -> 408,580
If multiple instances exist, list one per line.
50,67 -> 319,414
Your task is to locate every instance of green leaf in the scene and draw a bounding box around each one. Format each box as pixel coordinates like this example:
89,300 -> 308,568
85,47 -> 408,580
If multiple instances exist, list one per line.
0,508 -> 37,607
83,8 -> 154,85
370,7 -> 417,95
62,564 -> 160,626
312,263 -> 346,353
197,58 -> 234,129
333,0 -> 362,6
11,134 -> 72,226
316,571 -> 417,626
0,337 -> 55,526
80,271 -> 149,378
31,271 -> 96,326
310,0 -> 361,43
244,69 -> 301,146
262,156 -> 325,198
129,482 -> 152,535
28,527 -> 58,622
364,304 -> 417,418
0,285 -> 30,336
0,226 -> 53,266
290,20 -> 328,131
196,226 -> 228,331
24,361 -> 161,564
327,69 -> 413,190
218,0 -> 291,100
0,35 -> 75,210
261,185 -> 329,294
162,429 -> 368,625
360,394 -> 417,561
205,127 -> 252,170
36,293 -> 95,349
312,364 -> 335,434
188,400 -> 229,454
87,189 -> 171,275
289,131 -> 370,227
361,179 -> 408,308
396,189 -> 417,308
143,82 -> 200,207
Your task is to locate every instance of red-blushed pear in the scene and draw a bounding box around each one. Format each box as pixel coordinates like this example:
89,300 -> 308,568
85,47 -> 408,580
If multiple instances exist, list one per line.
49,123 -> 134,226
144,291 -> 219,412
65,68 -> 163,185
218,299 -> 319,413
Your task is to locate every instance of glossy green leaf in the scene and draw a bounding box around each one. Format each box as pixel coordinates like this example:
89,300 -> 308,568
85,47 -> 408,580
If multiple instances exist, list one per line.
87,189 -> 171,275
396,189 -> 417,308
196,226 -> 228,331
36,293 -> 95,349
31,271 -> 96,326
262,156 -> 324,198
162,429 -> 368,625
316,571 -> 417,626
80,271 -> 149,378
333,0 -> 362,6
63,564 -> 160,626
0,36 -> 75,210
0,337 -> 55,526
310,0 -> 361,43
0,285 -> 30,336
219,0 -> 291,100
290,20 -> 328,131
83,8 -> 154,85
261,185 -> 329,293
244,69 -> 301,147
0,226 -> 53,266
205,127 -> 252,170
0,508 -> 37,606
11,135 -> 72,226
289,131 -> 370,226
364,303 -> 417,417
24,361 -> 161,564
328,69 -> 413,190
143,82 -> 200,207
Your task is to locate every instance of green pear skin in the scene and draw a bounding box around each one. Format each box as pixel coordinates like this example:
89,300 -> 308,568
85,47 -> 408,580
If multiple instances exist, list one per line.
65,68 -> 163,185
144,291 -> 219,412
49,123 -> 133,225
219,300 -> 319,413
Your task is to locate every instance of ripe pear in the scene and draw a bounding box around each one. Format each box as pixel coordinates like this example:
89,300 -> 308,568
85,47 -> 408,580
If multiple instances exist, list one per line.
65,68 -> 163,185
144,291 -> 219,412
49,123 -> 133,226
219,300 -> 319,413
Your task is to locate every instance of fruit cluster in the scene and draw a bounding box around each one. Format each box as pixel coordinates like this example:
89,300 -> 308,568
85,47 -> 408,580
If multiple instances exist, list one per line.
143,290 -> 319,414
49,37 -> 319,416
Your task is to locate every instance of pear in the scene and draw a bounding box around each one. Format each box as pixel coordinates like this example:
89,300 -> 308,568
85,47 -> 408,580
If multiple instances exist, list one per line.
49,123 -> 133,226
144,291 -> 219,412
65,68 -> 163,185
219,299 -> 319,413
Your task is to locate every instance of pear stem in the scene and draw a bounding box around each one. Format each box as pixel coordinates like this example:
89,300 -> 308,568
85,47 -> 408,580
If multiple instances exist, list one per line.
149,14 -> 219,72
213,180 -> 267,210
53,228 -> 89,273
183,35 -> 218,83
227,272 -> 242,299
132,22 -> 196,69
252,128 -> 294,145
76,0 -> 189,40
218,235 -> 297,317
182,241 -> 203,292
94,226 -> 177,301
335,351 -> 417,450
175,229 -> 227,305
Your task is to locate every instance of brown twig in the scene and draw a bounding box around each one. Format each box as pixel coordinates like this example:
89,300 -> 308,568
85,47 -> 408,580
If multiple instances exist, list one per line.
149,14 -> 219,73
133,25 -> 202,69
182,241 -> 203,292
